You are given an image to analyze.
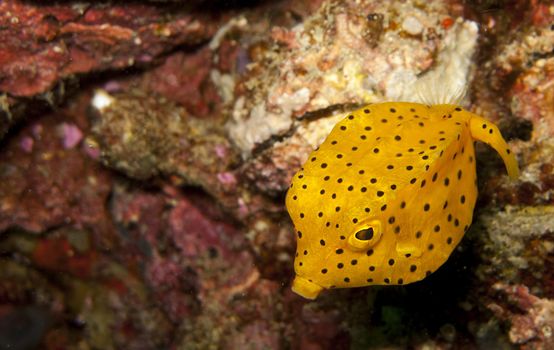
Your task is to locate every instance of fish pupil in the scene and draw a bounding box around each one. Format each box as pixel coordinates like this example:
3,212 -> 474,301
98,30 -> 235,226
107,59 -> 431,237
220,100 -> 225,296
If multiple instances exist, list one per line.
355,228 -> 374,240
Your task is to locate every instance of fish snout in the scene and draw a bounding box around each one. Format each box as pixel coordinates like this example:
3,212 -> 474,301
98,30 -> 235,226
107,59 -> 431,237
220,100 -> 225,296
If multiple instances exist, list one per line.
292,275 -> 324,300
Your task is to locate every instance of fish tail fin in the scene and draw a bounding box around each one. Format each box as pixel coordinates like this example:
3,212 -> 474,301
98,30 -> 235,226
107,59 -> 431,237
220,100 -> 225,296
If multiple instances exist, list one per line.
469,115 -> 519,180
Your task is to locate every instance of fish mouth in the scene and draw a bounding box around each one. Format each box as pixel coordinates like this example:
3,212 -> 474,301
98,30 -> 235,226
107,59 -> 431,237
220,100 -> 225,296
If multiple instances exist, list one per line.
291,275 -> 324,300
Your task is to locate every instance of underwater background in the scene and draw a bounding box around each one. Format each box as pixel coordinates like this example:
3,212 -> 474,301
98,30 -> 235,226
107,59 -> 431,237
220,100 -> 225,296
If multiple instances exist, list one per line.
0,0 -> 553,349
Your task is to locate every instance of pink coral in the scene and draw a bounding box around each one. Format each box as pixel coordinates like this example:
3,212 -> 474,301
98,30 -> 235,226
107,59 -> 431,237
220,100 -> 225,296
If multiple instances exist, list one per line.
19,136 -> 33,153
59,122 -> 83,149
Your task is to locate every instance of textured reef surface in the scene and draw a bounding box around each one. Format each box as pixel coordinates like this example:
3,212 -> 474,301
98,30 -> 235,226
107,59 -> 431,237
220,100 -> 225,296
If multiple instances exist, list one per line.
0,0 -> 553,349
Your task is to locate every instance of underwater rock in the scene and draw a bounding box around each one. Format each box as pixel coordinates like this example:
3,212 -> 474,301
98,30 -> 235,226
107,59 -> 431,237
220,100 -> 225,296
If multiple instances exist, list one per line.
65,265 -> 174,349
472,4 -> 553,138
481,140 -> 554,207
489,283 -> 554,350
478,206 -> 554,295
511,57 -> 554,139
167,192 -> 242,260
32,229 -> 98,279
291,301 -> 347,349
467,1 -> 554,300
110,182 -> 168,250
88,88 -> 285,227
89,89 -> 190,180
141,48 -> 223,118
496,14 -> 553,139
0,107 -> 113,240
108,181 -> 287,348
178,278 -> 284,349
0,1 -> 220,97
0,260 -> 65,349
0,260 -> 64,310
0,306 -> 51,350
89,89 -> 237,188
460,3 -> 554,347
0,0 -> 224,139
109,183 -> 202,324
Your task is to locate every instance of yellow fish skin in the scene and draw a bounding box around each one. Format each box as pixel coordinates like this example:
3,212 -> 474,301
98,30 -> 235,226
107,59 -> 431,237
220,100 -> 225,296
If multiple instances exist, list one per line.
285,102 -> 519,300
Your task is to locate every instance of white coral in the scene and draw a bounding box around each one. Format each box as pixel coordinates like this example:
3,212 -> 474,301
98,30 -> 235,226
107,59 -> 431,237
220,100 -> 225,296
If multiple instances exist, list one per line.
401,19 -> 479,105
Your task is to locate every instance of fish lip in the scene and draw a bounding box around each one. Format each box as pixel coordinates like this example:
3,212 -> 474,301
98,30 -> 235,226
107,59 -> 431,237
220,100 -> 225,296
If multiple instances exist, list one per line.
291,275 -> 324,300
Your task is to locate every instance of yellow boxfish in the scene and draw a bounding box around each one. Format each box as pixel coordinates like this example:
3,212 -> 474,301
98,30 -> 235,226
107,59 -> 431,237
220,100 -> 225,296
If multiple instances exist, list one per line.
285,102 -> 519,300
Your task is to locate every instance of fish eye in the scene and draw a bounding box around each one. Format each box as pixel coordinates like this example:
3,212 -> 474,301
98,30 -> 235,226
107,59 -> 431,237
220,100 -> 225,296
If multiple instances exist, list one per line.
355,228 -> 374,240
348,220 -> 382,251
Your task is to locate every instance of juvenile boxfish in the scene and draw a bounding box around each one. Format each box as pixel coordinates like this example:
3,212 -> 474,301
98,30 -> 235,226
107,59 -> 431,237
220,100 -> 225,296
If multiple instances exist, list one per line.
285,102 -> 519,299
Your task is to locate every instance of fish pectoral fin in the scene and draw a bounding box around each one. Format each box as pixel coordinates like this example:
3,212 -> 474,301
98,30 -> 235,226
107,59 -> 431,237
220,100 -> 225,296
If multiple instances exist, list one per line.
469,114 -> 519,179
395,242 -> 422,258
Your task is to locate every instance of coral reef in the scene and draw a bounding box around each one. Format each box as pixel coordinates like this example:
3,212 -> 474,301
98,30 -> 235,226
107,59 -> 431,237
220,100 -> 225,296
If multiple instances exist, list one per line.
0,0 -> 553,349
